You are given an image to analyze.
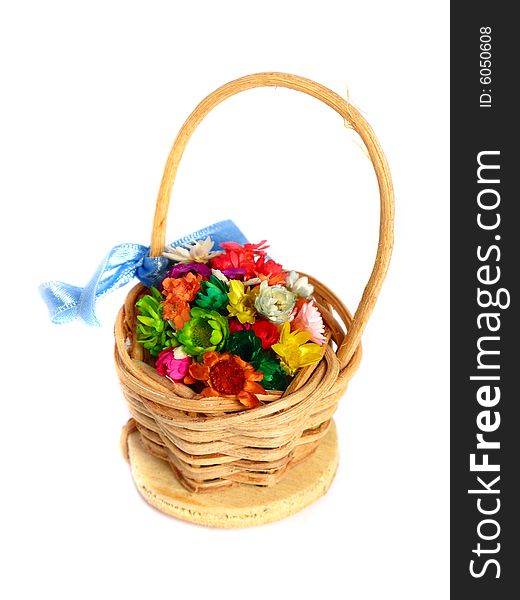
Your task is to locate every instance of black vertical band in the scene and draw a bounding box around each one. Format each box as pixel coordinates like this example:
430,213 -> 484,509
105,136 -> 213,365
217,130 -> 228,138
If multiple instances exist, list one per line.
451,3 -> 518,596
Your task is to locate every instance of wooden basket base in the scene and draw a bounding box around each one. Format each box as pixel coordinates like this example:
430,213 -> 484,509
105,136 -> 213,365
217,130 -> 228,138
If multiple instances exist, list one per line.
126,421 -> 339,528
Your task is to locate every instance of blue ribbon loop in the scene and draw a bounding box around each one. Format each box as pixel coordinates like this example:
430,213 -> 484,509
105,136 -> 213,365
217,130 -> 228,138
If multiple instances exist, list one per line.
39,219 -> 249,326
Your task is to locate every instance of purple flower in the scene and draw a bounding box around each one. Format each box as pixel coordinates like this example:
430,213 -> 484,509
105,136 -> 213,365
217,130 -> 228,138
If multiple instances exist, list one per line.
167,261 -> 211,279
221,267 -> 246,279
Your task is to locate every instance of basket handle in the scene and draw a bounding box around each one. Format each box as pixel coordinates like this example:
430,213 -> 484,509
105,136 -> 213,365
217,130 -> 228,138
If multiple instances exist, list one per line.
150,72 -> 394,367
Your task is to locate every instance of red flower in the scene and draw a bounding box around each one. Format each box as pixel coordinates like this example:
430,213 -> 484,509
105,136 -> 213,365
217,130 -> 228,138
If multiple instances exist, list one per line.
252,320 -> 280,350
253,255 -> 286,285
212,241 -> 269,279
221,241 -> 269,255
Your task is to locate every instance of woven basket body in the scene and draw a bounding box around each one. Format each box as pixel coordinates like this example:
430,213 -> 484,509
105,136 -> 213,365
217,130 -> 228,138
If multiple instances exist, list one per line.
115,73 -> 394,493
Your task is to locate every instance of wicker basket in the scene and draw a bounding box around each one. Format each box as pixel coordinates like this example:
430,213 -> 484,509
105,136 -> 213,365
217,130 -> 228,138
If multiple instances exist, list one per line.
115,72 -> 394,493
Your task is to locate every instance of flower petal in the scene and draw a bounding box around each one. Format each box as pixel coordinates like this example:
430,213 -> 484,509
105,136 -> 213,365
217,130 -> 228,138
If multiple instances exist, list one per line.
237,391 -> 261,408
244,380 -> 266,395
200,387 -> 220,398
203,351 -> 220,367
232,355 -> 249,369
244,369 -> 264,382
189,363 -> 210,381
209,329 -> 223,345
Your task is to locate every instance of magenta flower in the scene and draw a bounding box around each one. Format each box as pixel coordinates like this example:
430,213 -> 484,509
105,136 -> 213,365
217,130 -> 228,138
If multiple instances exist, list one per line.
167,261 -> 211,279
228,318 -> 252,334
156,347 -> 192,381
220,267 -> 246,279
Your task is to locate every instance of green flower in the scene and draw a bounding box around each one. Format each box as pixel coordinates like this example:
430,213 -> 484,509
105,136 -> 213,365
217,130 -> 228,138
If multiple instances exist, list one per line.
251,350 -> 289,391
177,307 -> 229,357
195,275 -> 229,312
135,288 -> 177,356
226,330 -> 262,363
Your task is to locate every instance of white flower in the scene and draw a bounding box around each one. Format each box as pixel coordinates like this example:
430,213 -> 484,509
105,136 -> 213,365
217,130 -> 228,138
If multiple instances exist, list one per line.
173,346 -> 189,359
255,281 -> 296,324
243,276 -> 261,286
211,268 -> 230,284
286,271 -> 314,298
163,237 -> 222,264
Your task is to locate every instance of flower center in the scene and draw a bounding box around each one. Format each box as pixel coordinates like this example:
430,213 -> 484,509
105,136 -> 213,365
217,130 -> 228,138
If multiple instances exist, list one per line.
190,319 -> 213,348
210,359 -> 246,395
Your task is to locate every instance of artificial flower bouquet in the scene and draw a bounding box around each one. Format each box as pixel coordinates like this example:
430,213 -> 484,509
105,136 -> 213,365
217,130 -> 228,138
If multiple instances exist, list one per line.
135,237 -> 327,408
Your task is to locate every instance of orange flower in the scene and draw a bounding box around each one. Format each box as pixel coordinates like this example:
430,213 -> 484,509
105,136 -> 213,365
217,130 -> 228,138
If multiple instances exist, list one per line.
163,272 -> 202,302
162,296 -> 191,330
185,351 -> 265,408
162,273 -> 202,330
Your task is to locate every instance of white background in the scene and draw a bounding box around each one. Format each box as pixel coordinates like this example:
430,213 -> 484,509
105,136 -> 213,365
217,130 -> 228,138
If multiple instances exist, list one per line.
1,2 -> 449,598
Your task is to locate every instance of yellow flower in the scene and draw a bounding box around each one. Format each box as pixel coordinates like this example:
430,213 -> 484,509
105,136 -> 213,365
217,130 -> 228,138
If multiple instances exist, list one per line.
272,322 -> 324,376
227,280 -> 257,324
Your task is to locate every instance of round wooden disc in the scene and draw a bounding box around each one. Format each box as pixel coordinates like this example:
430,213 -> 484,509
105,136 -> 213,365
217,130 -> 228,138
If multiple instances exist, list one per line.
126,421 -> 339,527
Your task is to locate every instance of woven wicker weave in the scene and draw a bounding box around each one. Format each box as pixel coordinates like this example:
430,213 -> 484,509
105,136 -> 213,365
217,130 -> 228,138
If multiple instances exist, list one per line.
115,72 -> 394,493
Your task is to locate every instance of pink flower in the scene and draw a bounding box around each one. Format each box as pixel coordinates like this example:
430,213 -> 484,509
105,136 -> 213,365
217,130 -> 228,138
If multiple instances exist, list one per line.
291,300 -> 326,345
156,347 -> 192,381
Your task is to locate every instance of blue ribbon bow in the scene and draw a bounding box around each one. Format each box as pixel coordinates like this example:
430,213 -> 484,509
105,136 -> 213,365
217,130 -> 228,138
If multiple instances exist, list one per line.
39,219 -> 248,326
